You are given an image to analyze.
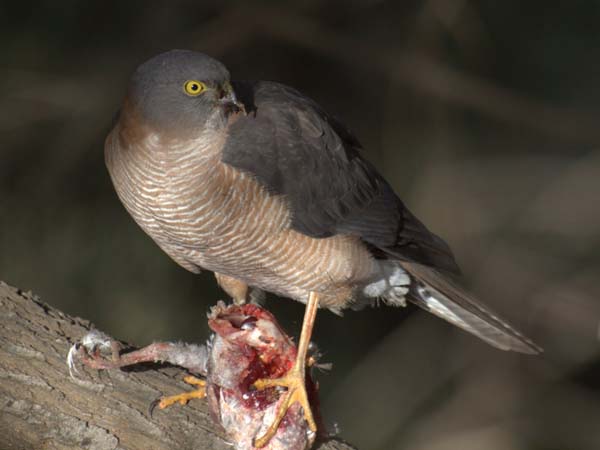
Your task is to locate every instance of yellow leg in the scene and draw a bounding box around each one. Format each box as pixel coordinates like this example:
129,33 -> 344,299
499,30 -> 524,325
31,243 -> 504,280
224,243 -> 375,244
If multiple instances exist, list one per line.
157,375 -> 207,409
253,291 -> 319,448
214,272 -> 249,305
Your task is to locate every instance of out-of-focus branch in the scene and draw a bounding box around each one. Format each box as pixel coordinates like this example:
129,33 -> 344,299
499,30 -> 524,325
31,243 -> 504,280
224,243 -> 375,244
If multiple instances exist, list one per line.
7,6 -> 597,145
189,6 -> 600,146
0,281 -> 355,450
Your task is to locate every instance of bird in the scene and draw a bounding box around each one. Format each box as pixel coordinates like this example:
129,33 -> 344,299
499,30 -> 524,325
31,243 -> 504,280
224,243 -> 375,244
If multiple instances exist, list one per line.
105,49 -> 541,447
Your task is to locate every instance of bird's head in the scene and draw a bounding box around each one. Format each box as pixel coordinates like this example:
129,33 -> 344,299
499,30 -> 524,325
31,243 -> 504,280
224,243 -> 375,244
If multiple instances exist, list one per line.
208,302 -> 296,366
125,49 -> 244,135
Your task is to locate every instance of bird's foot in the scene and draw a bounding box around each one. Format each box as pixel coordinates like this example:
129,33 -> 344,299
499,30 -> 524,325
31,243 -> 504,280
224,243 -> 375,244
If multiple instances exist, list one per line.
156,375 -> 207,409
252,367 -> 317,448
67,330 -> 122,377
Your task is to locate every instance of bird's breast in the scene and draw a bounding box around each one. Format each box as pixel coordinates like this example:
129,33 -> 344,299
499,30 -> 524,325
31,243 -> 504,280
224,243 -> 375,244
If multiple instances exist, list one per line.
106,125 -> 378,309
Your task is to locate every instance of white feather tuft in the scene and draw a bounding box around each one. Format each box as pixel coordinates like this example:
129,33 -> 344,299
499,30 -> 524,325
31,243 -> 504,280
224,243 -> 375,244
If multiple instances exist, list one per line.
362,262 -> 411,306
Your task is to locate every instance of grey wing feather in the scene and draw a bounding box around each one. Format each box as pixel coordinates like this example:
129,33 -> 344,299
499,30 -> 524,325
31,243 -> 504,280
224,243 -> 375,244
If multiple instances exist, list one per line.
401,262 -> 542,354
224,81 -> 459,273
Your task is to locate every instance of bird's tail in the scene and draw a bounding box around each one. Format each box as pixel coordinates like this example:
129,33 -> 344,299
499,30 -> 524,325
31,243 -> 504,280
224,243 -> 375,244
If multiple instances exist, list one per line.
399,261 -> 542,354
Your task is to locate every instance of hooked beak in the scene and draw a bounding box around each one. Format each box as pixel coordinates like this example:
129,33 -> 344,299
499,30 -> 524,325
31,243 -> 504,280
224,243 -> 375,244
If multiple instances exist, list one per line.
219,82 -> 246,114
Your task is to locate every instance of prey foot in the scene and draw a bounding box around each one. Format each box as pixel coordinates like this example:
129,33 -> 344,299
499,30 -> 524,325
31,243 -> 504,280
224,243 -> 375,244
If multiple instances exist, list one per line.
157,375 -> 207,409
253,368 -> 317,448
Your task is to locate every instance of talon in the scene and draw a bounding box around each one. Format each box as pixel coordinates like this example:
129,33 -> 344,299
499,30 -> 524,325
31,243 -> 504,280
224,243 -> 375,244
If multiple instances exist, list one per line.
156,375 -> 207,410
148,398 -> 161,418
253,367 -> 317,448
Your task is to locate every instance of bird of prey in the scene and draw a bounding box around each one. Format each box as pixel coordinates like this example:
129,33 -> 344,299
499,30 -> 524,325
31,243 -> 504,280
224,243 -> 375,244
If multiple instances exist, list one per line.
105,49 -> 541,447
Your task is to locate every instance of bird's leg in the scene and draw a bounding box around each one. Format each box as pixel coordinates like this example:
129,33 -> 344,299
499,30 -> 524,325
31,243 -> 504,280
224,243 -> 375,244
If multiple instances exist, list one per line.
72,336 -> 209,410
214,272 -> 249,305
253,291 -> 319,448
75,340 -> 207,374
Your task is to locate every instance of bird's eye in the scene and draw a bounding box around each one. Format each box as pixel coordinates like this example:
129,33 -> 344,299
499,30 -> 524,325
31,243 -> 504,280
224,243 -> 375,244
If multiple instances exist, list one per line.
240,316 -> 257,331
183,80 -> 206,96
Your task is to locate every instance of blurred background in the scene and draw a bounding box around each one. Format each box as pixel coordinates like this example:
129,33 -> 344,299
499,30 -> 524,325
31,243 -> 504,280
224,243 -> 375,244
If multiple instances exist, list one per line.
2,1 -> 600,449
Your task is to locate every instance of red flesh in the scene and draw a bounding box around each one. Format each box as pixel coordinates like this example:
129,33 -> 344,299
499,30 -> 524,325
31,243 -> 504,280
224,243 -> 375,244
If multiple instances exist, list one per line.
209,304 -> 297,410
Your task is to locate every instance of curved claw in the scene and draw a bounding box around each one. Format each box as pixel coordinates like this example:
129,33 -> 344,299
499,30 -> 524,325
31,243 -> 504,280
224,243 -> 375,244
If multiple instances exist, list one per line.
148,397 -> 161,418
253,368 -> 317,448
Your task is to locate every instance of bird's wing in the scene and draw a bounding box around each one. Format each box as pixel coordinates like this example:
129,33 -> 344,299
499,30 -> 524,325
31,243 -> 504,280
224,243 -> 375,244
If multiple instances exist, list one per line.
223,81 -> 459,274
223,81 -> 541,353
401,261 -> 542,354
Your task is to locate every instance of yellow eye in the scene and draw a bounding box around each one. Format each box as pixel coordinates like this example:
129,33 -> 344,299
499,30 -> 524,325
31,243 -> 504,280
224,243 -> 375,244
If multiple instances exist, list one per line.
183,80 -> 206,96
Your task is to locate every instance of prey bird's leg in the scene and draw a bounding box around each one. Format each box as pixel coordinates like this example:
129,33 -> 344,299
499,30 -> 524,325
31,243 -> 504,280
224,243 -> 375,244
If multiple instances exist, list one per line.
74,336 -> 209,412
253,291 -> 320,448
77,341 -> 207,374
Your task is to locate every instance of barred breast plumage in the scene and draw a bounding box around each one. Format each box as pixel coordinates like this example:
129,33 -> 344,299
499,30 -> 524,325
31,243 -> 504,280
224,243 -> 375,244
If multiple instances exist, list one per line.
105,100 -> 379,310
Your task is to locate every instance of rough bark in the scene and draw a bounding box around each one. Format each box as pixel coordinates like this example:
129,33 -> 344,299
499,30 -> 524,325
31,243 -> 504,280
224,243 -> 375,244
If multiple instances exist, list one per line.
0,281 -> 356,450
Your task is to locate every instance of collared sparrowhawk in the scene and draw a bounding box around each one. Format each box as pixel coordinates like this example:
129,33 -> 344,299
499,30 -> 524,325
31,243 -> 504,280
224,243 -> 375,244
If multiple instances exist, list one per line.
105,49 -> 541,446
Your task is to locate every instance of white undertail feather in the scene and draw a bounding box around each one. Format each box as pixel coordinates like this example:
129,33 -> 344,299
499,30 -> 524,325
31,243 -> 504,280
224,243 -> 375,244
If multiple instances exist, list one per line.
361,261 -> 411,306
360,260 -> 541,354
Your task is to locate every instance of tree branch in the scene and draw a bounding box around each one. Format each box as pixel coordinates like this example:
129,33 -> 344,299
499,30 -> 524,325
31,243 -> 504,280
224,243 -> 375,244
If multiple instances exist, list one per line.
0,281 -> 356,450
182,5 -> 600,146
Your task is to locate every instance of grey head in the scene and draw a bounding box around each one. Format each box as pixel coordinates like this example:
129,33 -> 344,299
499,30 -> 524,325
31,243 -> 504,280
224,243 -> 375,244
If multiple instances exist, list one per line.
127,49 -> 242,134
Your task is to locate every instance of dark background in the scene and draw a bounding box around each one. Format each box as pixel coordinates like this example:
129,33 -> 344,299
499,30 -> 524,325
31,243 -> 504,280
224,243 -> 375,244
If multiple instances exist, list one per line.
2,2 -> 600,449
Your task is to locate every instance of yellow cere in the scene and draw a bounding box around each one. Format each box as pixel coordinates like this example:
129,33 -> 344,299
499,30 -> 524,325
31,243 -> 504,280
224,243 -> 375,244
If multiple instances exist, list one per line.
183,80 -> 206,96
